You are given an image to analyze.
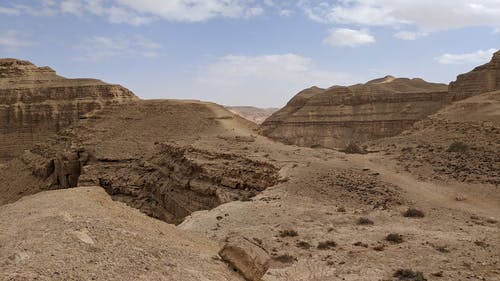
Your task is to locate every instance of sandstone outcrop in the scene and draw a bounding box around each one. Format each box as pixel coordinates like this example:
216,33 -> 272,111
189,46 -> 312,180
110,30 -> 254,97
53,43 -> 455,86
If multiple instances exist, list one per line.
261,77 -> 449,149
0,59 -> 138,160
449,50 -> 500,99
219,236 -> 270,281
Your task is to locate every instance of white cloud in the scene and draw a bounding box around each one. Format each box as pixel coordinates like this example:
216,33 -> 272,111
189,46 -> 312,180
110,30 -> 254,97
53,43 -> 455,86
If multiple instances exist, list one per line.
0,31 -> 34,51
191,53 -> 356,107
1,0 -> 265,25
393,31 -> 427,41
75,35 -> 162,61
0,6 -> 20,15
279,9 -> 292,17
5,0 -> 57,16
299,0 -> 500,32
107,0 -> 264,23
323,28 -> 375,47
435,49 -> 498,65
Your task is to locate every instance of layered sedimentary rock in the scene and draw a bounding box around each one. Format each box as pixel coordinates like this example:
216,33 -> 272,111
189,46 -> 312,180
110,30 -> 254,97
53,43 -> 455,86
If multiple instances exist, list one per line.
0,59 -> 138,160
261,76 -> 449,149
449,50 -> 500,99
78,143 -> 279,224
2,99 -> 279,224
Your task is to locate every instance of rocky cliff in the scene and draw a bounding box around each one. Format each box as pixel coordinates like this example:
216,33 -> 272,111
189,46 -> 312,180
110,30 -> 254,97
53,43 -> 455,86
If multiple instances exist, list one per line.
261,76 -> 449,149
0,59 -> 138,160
449,50 -> 500,99
1,99 -> 279,224
261,51 -> 500,149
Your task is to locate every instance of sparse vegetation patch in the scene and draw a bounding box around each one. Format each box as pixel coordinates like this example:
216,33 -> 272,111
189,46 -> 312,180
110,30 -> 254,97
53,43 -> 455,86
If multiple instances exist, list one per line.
317,240 -> 337,250
446,141 -> 469,153
386,233 -> 404,244
273,254 -> 296,264
279,229 -> 299,237
393,269 -> 427,281
296,241 -> 312,249
357,217 -> 374,225
341,142 -> 367,154
403,208 -> 425,218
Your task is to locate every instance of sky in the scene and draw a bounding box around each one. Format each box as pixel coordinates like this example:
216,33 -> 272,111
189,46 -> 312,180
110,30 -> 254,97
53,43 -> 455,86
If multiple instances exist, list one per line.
1,0 -> 499,107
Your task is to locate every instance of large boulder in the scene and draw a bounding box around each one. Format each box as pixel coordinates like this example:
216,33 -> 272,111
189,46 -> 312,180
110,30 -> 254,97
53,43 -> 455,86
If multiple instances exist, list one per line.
219,236 -> 270,281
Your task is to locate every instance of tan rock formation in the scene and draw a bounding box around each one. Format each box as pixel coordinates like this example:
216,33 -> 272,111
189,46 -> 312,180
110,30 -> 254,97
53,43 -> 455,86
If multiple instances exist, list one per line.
449,50 -> 500,99
261,77 -> 449,149
0,59 -> 138,160
1,99 -> 279,225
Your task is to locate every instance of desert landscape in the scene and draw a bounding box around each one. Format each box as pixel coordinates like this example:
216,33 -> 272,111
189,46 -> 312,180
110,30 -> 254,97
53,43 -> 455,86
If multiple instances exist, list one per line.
0,47 -> 498,281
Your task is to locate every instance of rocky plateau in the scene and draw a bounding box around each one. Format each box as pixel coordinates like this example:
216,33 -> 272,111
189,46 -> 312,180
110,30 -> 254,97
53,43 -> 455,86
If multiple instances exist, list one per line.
0,52 -> 499,281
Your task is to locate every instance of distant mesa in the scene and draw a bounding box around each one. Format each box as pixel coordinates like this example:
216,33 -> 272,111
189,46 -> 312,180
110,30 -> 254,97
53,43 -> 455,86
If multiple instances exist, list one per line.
261,76 -> 449,149
226,106 -> 279,124
261,50 -> 500,149
0,58 -> 138,160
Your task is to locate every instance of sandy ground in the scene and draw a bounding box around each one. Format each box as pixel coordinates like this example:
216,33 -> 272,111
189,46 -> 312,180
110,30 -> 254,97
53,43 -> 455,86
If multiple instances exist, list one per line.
1,96 -> 499,281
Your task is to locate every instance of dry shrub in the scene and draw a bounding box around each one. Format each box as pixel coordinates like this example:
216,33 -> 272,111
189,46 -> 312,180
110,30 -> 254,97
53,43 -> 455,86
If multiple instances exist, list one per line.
447,141 -> 469,153
403,208 -> 425,218
393,269 -> 427,281
273,254 -> 296,264
317,240 -> 337,250
279,229 -> 299,237
341,142 -> 367,154
357,217 -> 374,225
386,233 -> 404,244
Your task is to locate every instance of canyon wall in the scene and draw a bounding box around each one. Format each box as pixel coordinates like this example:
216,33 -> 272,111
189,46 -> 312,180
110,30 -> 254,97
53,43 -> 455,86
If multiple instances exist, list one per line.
261,77 -> 450,149
261,51 -> 500,149
0,59 -> 138,160
449,50 -> 499,99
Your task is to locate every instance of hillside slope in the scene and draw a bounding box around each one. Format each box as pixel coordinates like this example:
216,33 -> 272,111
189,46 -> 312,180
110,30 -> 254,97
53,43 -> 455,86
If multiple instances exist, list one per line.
0,186 -> 243,281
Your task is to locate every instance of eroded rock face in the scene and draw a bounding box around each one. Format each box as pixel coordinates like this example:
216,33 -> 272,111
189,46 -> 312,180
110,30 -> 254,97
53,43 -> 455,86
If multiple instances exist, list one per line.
261,77 -> 449,149
450,50 -> 500,99
0,58 -> 138,160
78,143 -> 280,224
